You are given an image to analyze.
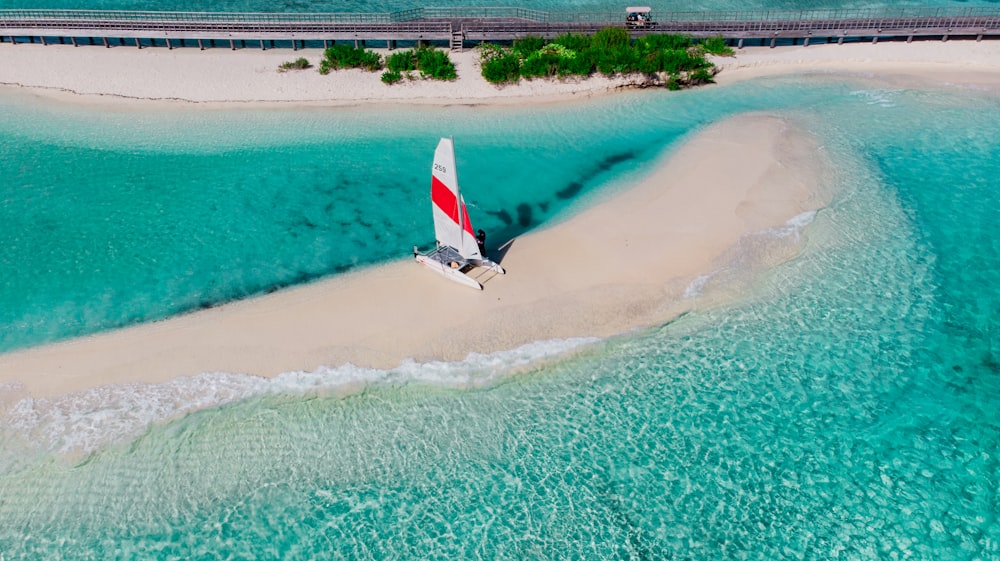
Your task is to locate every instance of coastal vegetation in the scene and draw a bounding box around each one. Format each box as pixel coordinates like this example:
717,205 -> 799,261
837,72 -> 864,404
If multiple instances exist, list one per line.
382,46 -> 457,83
319,45 -> 382,74
317,43 -> 456,84
479,29 -> 733,89
277,57 -> 311,72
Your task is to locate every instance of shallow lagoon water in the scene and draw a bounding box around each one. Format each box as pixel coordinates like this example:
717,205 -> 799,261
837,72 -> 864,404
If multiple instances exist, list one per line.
0,73 -> 998,558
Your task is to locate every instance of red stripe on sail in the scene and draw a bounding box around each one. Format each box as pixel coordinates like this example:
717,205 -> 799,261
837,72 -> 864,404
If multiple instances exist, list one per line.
431,176 -> 475,236
460,202 -> 475,237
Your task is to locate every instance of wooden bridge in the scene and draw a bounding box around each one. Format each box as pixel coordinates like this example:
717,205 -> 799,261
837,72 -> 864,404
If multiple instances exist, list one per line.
1,7 -> 998,50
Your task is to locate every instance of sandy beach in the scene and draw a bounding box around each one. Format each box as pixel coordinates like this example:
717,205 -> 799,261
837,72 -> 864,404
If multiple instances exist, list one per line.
0,112 -> 830,398
1,39 -> 998,399
1,40 -> 999,106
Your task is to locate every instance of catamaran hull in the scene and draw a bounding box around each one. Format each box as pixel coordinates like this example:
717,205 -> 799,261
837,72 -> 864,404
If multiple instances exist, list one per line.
415,137 -> 505,290
414,254 -> 484,290
471,259 -> 506,275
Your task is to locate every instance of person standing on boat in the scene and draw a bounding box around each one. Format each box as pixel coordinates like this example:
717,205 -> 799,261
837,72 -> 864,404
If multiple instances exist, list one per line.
476,229 -> 487,255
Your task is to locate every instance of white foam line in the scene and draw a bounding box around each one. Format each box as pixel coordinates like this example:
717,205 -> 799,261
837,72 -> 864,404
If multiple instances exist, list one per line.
683,274 -> 714,299
0,337 -> 598,457
764,210 -> 818,241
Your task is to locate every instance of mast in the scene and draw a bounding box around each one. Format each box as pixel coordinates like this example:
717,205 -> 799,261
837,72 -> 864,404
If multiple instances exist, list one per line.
451,136 -> 465,255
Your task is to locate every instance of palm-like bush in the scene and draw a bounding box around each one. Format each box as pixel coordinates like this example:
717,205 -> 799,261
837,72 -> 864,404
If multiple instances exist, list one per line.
278,57 -> 311,72
378,46 -> 456,84
479,29 -> 718,89
700,36 -> 735,56
318,45 -> 382,75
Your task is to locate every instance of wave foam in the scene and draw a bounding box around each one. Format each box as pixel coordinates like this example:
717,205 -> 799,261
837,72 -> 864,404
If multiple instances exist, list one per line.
683,274 -> 714,299
849,88 -> 900,108
0,337 -> 598,458
765,210 -> 817,241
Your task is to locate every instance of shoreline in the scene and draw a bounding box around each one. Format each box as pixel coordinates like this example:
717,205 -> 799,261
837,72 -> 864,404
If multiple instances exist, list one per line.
0,113 -> 831,398
1,40 -> 997,399
1,41 -> 999,108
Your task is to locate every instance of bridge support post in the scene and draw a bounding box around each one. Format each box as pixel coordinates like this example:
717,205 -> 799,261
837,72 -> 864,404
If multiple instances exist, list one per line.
354,39 -> 359,48
977,34 -> 983,42
261,39 -> 266,50
803,36 -> 809,46
230,39 -> 235,50
942,34 -> 949,42
387,39 -> 391,50
769,37 -> 776,48
102,37 -> 109,48
293,39 -> 297,51
737,38 -> 743,49
198,39 -> 204,50
872,36 -> 878,44
72,37 -> 78,47
136,37 -> 141,48
907,35 -> 913,43
324,40 -> 330,48
166,38 -> 172,50
838,36 -> 844,45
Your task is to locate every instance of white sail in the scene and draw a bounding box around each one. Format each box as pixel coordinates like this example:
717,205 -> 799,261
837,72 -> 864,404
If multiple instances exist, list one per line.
431,138 -> 483,260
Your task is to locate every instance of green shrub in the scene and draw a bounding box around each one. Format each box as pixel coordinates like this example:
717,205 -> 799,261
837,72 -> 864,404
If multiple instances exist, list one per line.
278,57 -> 311,71
520,50 -> 561,78
478,42 -> 508,63
700,36 -> 735,56
480,46 -> 521,83
319,45 -> 382,74
591,27 -> 630,50
689,67 -> 715,84
646,48 -> 708,74
513,35 -> 546,57
553,33 -> 591,51
378,47 -> 456,81
386,50 -> 416,72
638,34 -> 692,52
416,47 -> 457,80
478,30 -> 717,89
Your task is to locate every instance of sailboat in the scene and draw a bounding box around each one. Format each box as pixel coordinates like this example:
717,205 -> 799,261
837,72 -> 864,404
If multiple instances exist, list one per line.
414,137 -> 506,290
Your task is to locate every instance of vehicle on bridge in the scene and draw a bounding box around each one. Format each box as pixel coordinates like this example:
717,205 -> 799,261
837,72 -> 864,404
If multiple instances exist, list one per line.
625,6 -> 653,27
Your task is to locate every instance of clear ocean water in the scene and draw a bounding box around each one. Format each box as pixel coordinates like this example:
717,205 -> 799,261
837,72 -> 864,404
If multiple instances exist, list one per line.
1,55 -> 998,561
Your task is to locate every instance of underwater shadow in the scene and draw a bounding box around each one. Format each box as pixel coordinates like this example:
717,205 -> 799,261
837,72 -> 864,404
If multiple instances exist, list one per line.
491,237 -> 516,265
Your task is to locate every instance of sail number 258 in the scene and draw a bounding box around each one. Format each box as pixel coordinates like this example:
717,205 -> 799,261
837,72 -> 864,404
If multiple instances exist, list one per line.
434,164 -> 447,173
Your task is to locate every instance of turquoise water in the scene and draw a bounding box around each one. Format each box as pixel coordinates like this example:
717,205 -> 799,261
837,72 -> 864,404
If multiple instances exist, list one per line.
4,0 -> 998,13
0,74 -> 997,559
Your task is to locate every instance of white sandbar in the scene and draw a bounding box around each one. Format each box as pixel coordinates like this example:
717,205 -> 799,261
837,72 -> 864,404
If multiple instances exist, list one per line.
0,113 -> 829,398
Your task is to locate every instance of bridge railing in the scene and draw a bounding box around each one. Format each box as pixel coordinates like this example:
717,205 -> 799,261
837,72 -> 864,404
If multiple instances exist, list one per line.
0,9 -> 396,24
4,6 -> 1000,24
2,6 -> 999,36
